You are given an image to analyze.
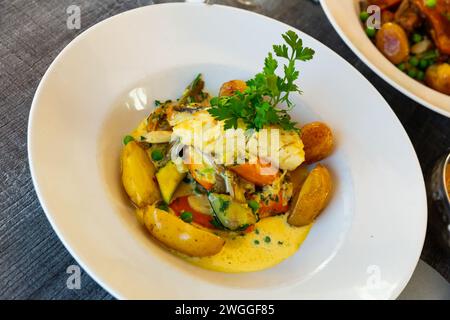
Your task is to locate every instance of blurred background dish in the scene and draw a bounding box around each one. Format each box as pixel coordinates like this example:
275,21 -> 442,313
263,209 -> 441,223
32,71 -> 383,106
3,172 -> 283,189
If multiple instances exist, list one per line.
321,0 -> 450,117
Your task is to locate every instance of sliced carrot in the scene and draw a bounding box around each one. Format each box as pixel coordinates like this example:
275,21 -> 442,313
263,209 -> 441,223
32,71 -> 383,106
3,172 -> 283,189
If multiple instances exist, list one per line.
170,196 -> 215,229
230,160 -> 279,186
258,192 -> 289,219
188,163 -> 215,190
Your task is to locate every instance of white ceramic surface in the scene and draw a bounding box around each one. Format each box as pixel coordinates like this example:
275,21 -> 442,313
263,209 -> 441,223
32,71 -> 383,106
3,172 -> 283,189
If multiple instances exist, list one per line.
28,3 -> 427,299
321,0 -> 450,117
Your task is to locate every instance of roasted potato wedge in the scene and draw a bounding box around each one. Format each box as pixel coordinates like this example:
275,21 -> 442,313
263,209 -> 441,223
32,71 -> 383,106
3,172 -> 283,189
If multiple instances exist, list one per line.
289,165 -> 309,193
375,22 -> 410,65
425,63 -> 450,95
288,164 -> 332,227
121,141 -> 162,207
142,205 -> 225,257
219,80 -> 247,97
301,122 -> 334,164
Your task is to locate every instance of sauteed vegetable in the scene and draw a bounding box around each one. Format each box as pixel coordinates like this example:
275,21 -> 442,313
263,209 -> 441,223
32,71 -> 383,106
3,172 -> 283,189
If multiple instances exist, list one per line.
360,0 -> 450,94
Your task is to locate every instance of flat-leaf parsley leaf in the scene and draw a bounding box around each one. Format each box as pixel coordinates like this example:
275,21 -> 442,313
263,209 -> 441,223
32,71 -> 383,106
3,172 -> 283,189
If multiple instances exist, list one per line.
208,30 -> 315,131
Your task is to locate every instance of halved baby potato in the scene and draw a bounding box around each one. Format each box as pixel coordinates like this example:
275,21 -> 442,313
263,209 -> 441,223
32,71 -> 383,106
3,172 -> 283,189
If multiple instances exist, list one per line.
219,80 -> 248,97
121,141 -> 162,207
425,63 -> 450,95
288,164 -> 332,227
289,165 -> 309,193
142,205 -> 225,257
301,122 -> 334,164
375,22 -> 410,65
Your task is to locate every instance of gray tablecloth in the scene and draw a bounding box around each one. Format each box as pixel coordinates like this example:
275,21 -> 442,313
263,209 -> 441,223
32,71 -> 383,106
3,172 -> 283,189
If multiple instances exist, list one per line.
1,0 -> 449,299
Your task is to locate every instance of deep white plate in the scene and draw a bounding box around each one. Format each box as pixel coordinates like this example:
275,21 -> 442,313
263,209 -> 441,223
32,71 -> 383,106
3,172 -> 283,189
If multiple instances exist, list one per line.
28,3 -> 427,299
321,0 -> 450,117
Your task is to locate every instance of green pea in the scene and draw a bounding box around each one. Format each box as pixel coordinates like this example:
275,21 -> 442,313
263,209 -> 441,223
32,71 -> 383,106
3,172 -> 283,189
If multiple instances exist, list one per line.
123,135 -> 134,145
417,70 -> 425,81
397,63 -> 406,71
408,69 -> 418,78
151,149 -> 164,161
409,56 -> 419,67
365,27 -> 376,38
425,0 -> 436,8
359,11 -> 369,22
180,211 -> 193,223
248,200 -> 259,213
418,59 -> 428,70
412,33 -> 422,43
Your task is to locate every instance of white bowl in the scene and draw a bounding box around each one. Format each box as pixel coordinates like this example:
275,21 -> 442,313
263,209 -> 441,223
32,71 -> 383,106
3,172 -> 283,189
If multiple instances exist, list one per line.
321,0 -> 450,117
28,3 -> 426,299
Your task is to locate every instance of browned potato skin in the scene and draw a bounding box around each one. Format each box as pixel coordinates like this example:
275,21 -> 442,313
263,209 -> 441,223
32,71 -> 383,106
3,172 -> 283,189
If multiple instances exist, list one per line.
121,141 -> 162,207
219,80 -> 247,97
301,122 -> 334,164
288,164 -> 332,227
375,23 -> 410,65
142,205 -> 225,257
425,63 -> 450,95
289,165 -> 309,193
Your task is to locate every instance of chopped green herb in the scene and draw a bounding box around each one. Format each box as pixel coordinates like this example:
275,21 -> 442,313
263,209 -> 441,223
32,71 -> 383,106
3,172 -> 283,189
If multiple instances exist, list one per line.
248,200 -> 260,213
219,198 -> 230,212
180,211 -> 193,223
140,136 -> 146,141
254,240 -> 260,245
359,11 -> 369,22
154,100 -> 162,106
397,63 -> 406,71
151,149 -> 164,161
123,135 -> 134,145
255,228 -> 260,235
199,167 -> 215,175
365,27 -> 376,38
278,241 -> 284,245
264,236 -> 271,243
208,30 -> 315,131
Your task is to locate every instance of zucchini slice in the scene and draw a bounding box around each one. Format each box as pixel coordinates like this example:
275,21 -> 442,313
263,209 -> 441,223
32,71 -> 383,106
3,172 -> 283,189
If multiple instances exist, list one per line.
208,193 -> 257,231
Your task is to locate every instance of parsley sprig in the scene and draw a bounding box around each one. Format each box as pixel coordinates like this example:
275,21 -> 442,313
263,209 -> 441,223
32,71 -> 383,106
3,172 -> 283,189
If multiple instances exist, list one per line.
208,31 -> 315,131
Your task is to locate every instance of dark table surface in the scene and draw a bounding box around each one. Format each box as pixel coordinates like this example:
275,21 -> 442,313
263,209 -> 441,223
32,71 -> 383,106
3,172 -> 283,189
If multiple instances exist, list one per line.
1,0 -> 449,299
